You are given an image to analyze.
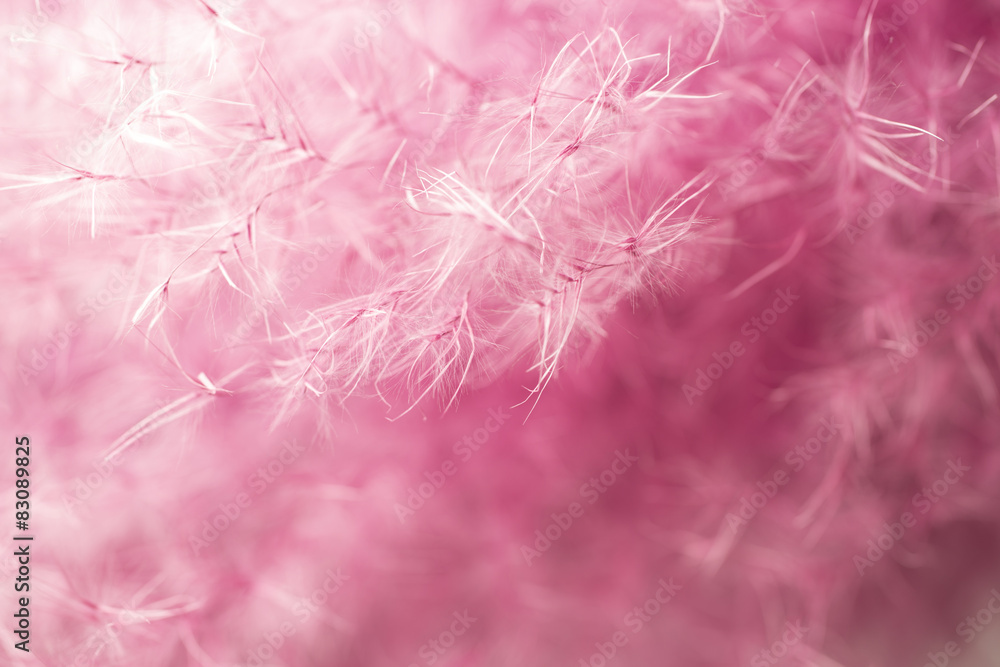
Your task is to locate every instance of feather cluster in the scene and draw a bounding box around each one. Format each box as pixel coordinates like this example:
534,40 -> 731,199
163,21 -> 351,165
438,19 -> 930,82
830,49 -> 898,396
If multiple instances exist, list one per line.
3,0 -> 1000,665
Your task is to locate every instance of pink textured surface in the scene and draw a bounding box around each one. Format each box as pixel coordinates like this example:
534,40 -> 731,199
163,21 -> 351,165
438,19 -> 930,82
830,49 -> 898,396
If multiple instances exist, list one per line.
3,0 -> 1000,665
